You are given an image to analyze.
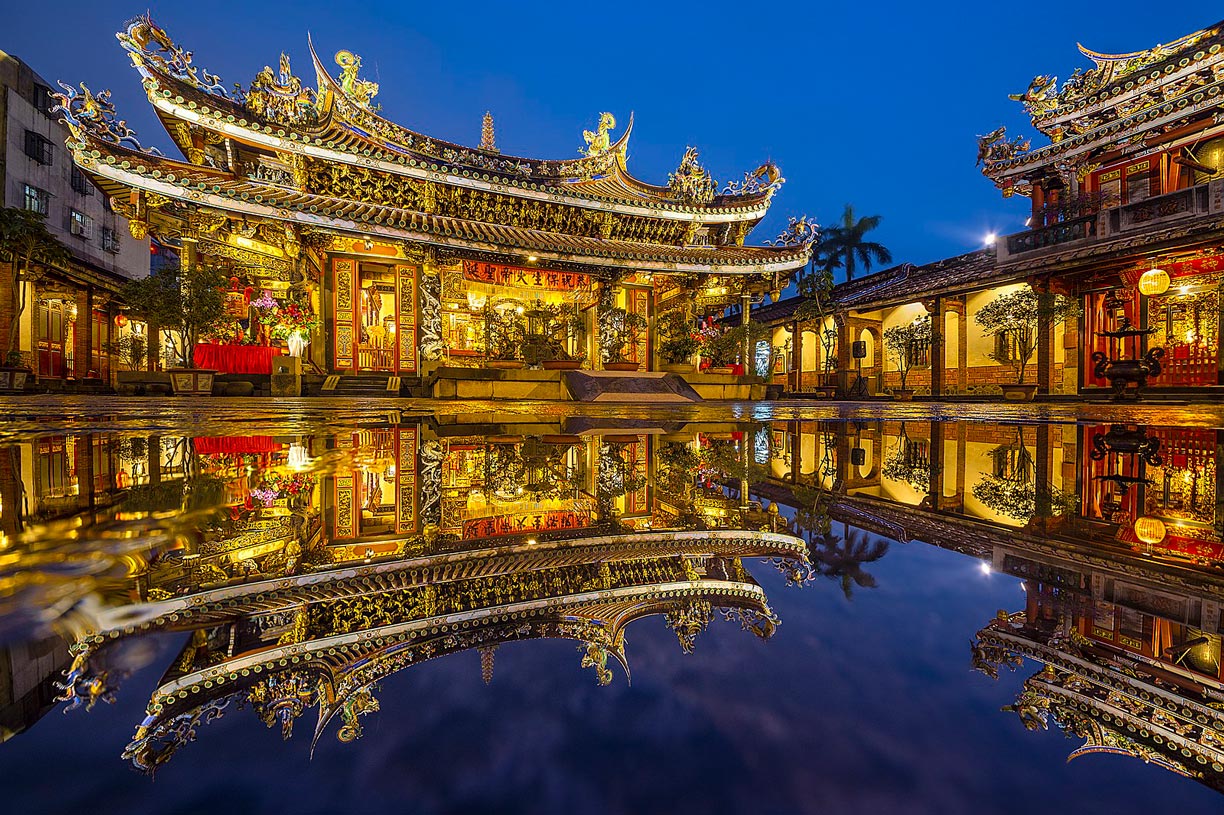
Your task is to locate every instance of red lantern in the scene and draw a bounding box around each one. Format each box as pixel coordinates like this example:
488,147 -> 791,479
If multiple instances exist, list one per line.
114,314 -> 128,328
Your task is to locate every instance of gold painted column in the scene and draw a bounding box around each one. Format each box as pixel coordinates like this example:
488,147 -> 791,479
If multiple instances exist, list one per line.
740,293 -> 752,374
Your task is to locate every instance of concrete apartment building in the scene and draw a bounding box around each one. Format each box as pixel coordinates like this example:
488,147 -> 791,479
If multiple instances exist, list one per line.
1,49 -> 148,386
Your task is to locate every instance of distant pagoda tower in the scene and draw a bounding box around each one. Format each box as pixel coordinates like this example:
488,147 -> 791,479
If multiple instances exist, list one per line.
480,111 -> 498,153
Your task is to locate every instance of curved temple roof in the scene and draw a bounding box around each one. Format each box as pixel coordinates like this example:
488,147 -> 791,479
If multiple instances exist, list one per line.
54,15 -> 816,276
115,16 -> 786,217
979,19 -> 1224,185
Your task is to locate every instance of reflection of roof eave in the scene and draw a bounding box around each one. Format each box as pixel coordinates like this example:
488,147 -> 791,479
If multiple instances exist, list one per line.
92,530 -> 806,634
148,578 -> 766,718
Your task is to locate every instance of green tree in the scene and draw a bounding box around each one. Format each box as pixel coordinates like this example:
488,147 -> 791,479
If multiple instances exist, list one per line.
120,261 -> 228,368
0,207 -> 71,360
882,316 -> 932,391
818,204 -> 892,282
974,287 -> 1079,384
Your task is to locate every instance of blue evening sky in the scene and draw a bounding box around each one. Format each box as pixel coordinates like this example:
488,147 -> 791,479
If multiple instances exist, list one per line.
3,2 -> 1218,276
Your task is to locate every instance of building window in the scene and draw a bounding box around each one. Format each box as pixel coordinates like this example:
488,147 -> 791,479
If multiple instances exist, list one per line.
70,210 -> 94,239
24,130 -> 54,165
23,184 -> 50,216
994,331 -> 1020,363
70,166 -> 93,196
102,227 -> 121,254
33,84 -> 55,116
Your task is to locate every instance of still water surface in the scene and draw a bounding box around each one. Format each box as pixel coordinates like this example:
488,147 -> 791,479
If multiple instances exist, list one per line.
1,405 -> 1222,814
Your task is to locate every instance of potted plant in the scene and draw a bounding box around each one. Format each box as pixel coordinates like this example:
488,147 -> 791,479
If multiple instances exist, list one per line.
974,287 -> 1079,401
120,261 -> 228,396
0,207 -> 71,391
0,351 -> 31,393
657,307 -> 700,374
104,331 -> 148,394
483,302 -> 526,369
882,315 -> 931,400
599,306 -> 647,371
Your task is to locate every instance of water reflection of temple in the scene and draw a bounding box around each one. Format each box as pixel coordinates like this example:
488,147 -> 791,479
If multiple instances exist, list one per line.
758,419 -> 1224,792
0,420 -> 808,769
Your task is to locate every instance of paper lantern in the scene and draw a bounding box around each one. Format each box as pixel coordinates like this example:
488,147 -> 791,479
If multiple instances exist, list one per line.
1133,516 -> 1167,545
1138,268 -> 1170,296
114,313 -> 128,328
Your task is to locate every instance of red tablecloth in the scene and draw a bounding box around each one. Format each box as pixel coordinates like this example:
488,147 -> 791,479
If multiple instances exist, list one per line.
194,436 -> 280,455
193,344 -> 276,374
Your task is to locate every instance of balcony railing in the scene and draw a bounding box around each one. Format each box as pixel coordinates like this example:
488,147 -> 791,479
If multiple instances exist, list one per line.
1005,215 -> 1095,255
998,179 -> 1223,262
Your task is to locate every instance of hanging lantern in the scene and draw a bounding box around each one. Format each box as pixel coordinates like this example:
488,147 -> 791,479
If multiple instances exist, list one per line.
1133,516 -> 1167,545
114,313 -> 128,328
1138,267 -> 1170,296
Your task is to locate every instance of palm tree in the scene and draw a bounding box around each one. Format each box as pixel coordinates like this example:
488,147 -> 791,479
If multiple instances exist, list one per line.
0,207 -> 71,360
818,204 -> 892,282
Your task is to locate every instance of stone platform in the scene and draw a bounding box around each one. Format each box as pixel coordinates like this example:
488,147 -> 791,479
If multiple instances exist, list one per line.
427,365 -> 768,401
562,370 -> 701,403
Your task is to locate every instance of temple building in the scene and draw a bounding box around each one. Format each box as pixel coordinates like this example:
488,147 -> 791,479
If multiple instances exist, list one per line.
757,19 -> 1224,400
0,417 -> 807,767
54,17 -> 813,398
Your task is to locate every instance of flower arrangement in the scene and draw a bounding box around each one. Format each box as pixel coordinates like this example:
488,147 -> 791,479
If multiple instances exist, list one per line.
260,300 -> 318,341
251,290 -> 278,312
248,472 -> 316,508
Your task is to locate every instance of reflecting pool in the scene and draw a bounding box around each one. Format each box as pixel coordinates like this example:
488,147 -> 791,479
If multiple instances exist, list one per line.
1,408 -> 1223,813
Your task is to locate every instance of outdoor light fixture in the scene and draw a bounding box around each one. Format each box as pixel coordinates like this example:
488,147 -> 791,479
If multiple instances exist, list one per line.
527,255 -> 538,262
1138,261 -> 1170,296
1134,516 -> 1168,545
985,233 -> 997,246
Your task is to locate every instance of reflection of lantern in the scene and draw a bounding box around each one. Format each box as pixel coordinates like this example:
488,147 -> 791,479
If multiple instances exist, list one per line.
1134,516 -> 1167,545
1138,268 -> 1170,296
114,313 -> 128,328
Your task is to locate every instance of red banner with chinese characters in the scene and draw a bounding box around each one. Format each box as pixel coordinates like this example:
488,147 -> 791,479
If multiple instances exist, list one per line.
462,260 -> 589,291
1120,250 -> 1224,285
462,510 -> 591,539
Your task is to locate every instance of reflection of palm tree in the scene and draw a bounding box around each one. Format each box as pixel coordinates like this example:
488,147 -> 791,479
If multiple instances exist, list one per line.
811,523 -> 889,599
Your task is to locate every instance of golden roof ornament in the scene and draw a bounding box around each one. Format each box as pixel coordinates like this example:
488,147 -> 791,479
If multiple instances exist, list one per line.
480,111 -> 498,153
334,50 -> 379,108
976,126 -> 1030,168
245,53 -> 318,126
667,146 -> 716,205
581,112 -> 616,157
722,161 -> 785,197
51,80 -> 161,155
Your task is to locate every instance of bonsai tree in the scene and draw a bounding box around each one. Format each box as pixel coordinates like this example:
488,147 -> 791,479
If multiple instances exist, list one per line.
120,261 -> 228,368
656,307 -> 700,365
0,207 -> 71,364
103,331 -> 147,372
882,315 -> 931,392
599,305 -> 647,364
974,287 -> 1078,384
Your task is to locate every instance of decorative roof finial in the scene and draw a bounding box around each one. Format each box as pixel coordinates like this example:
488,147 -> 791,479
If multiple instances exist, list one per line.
480,111 -> 498,154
